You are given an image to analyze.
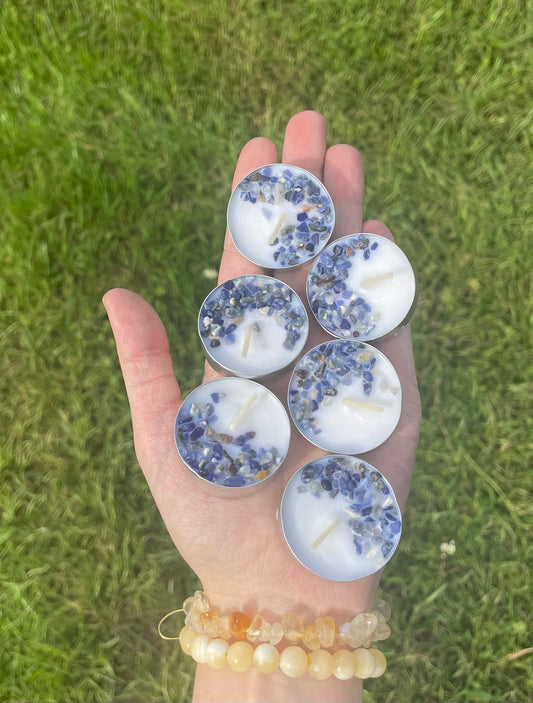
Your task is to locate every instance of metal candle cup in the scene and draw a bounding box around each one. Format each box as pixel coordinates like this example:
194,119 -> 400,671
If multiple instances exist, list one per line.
175,378 -> 291,496
288,340 -> 402,454
307,233 -> 416,341
280,455 -> 402,581
227,164 -> 335,269
198,275 -> 309,379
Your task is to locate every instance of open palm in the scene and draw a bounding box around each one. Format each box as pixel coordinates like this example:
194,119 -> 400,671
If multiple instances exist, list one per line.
104,111 -> 421,624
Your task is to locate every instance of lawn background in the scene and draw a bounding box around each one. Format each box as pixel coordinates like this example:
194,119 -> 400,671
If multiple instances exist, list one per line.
1,0 -> 532,701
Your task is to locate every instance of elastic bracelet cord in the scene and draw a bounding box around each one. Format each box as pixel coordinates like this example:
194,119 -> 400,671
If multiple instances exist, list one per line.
159,591 -> 390,680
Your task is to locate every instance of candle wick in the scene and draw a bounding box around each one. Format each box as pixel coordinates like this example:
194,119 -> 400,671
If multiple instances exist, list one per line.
360,266 -> 410,288
359,271 -> 395,288
311,517 -> 341,550
343,398 -> 385,413
241,323 -> 261,359
268,213 -> 287,244
229,392 -> 259,431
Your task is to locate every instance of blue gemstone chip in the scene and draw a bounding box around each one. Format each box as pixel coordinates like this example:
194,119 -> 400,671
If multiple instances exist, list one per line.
227,164 -> 335,269
280,455 -> 402,581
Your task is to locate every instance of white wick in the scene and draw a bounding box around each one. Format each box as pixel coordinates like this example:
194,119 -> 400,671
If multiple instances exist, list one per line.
311,517 -> 341,550
360,266 -> 409,289
343,398 -> 384,413
268,213 -> 287,244
229,393 -> 259,431
241,323 -> 260,359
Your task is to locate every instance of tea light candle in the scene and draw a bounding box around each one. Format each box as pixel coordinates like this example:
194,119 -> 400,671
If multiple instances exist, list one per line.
288,340 -> 401,454
227,164 -> 335,269
280,455 -> 402,581
198,275 -> 309,379
175,378 -> 291,492
307,233 -> 416,341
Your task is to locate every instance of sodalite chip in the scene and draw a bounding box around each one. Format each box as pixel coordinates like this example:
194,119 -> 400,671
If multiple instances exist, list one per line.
295,456 -> 401,564
175,390 -> 284,488
307,233 -> 380,340
199,276 -> 307,355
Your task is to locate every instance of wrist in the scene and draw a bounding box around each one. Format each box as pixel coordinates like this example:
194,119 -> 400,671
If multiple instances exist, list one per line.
193,664 -> 364,703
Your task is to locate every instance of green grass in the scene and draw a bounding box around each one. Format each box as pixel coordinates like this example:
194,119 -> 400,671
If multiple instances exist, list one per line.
1,0 -> 532,700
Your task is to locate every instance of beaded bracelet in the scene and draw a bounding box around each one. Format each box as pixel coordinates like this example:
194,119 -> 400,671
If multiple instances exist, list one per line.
178,625 -> 387,679
159,591 -> 390,679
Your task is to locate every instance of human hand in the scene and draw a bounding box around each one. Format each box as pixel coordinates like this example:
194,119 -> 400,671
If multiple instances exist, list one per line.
104,110 -> 421,701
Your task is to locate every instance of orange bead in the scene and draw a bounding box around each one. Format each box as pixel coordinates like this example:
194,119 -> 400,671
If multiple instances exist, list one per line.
230,611 -> 252,640
255,469 -> 269,481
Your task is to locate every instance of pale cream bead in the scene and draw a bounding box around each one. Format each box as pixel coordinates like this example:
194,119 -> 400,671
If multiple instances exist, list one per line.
190,634 -> 210,664
352,647 -> 376,679
279,646 -> 309,678
227,641 -> 254,672
253,643 -> 280,673
206,638 -> 229,669
178,626 -> 197,655
308,649 -> 333,680
368,648 -> 387,677
331,649 -> 355,680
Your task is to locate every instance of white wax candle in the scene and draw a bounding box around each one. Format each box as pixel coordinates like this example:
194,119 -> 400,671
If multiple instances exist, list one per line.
288,340 -> 401,454
281,456 -> 402,581
199,275 -> 309,378
175,378 -> 291,492
227,164 -> 335,269
307,233 -> 416,341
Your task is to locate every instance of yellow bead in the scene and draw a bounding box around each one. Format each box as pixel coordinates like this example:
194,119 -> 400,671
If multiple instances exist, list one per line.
190,634 -> 210,664
182,596 -> 196,617
246,613 -> 264,642
253,643 -> 280,673
206,638 -> 229,669
315,616 -> 338,649
194,590 -> 210,611
352,648 -> 376,679
258,620 -> 272,642
372,611 -> 391,641
269,622 -> 283,646
281,611 -> 304,643
178,626 -> 196,655
279,646 -> 309,678
302,622 -> 321,651
216,615 -> 232,640
227,641 -> 254,672
368,648 -> 387,677
331,649 -> 355,680
200,611 -> 219,637
308,649 -> 333,680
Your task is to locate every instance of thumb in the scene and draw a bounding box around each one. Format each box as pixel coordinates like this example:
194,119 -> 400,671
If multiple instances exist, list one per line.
103,288 -> 182,478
